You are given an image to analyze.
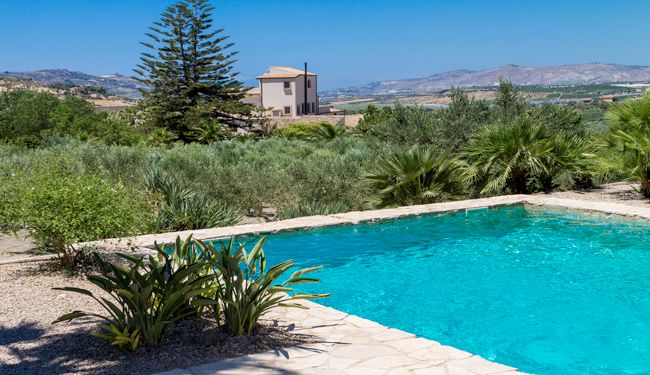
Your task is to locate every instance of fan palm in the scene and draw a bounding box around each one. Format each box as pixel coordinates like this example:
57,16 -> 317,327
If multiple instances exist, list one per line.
365,147 -> 463,208
310,123 -> 346,140
462,118 -> 555,195
599,94 -> 650,197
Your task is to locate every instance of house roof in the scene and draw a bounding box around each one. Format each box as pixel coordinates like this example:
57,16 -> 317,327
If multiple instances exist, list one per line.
257,66 -> 316,79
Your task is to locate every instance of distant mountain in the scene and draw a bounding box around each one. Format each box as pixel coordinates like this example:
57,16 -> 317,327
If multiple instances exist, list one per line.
328,63 -> 650,97
0,69 -> 145,98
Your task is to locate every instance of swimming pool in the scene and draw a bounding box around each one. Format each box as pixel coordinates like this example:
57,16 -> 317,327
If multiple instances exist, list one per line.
221,205 -> 650,374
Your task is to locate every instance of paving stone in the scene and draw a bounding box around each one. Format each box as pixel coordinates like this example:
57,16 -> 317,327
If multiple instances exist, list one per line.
413,367 -> 449,375
357,354 -> 419,369
426,346 -> 473,360
326,356 -> 361,370
386,337 -> 436,353
331,344 -> 400,360
386,368 -> 414,375
343,315 -> 383,329
446,356 -> 516,374
344,366 -> 388,375
372,328 -> 416,342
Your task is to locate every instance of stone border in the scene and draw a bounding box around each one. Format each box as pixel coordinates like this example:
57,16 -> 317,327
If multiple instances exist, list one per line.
82,194 -> 650,250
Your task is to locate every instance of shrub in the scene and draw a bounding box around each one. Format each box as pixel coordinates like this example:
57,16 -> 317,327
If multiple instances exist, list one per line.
53,248 -> 212,351
204,237 -> 329,335
275,122 -> 346,141
0,90 -> 139,146
365,147 -> 464,207
1,168 -> 150,267
596,94 -> 650,197
143,168 -> 241,231
462,119 -> 555,195
278,201 -> 349,220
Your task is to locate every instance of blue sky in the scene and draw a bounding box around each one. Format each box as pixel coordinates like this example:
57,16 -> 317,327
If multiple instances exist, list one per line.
1,0 -> 649,89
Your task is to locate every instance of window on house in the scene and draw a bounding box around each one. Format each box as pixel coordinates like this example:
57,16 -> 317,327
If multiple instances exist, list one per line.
283,81 -> 290,89
284,106 -> 291,115
307,79 -> 311,88
310,103 -> 315,113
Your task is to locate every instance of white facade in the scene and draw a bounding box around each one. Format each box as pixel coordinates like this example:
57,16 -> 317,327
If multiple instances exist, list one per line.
256,66 -> 318,117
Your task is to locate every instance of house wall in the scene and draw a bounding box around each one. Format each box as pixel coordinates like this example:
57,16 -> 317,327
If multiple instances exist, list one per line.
259,75 -> 319,117
260,78 -> 297,116
293,76 -> 319,116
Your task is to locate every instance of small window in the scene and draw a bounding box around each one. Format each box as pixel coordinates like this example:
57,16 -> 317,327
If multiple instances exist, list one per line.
307,79 -> 311,88
283,81 -> 290,89
284,106 -> 291,115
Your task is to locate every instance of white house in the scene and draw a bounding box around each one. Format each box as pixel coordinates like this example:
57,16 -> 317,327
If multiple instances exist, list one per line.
255,66 -> 319,117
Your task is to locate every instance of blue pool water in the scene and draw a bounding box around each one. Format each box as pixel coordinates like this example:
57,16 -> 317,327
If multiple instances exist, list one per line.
223,205 -> 650,374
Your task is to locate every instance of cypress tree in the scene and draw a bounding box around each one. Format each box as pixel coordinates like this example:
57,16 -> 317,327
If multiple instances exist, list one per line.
134,0 -> 252,142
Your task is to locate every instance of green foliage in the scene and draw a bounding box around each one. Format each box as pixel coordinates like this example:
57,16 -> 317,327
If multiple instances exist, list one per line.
205,237 -> 329,335
365,147 -> 464,208
276,122 -> 346,141
1,167 -> 149,267
494,77 -> 527,122
355,93 -> 491,151
463,119 -> 551,194
0,138 -> 374,222
0,90 -> 60,146
356,104 -> 394,133
436,88 -> 491,151
360,105 -> 437,145
462,118 -> 590,195
278,201 -> 349,220
193,119 -> 230,144
527,103 -> 584,135
597,94 -> 650,196
53,249 -> 211,350
135,0 -> 253,141
0,90 -> 139,146
144,168 -> 241,231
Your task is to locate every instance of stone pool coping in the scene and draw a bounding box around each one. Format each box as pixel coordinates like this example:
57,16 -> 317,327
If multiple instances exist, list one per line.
6,195 -> 650,373
87,194 -> 650,251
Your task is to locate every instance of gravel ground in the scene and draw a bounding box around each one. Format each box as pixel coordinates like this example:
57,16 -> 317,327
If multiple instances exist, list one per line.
0,262 -> 314,375
548,181 -> 650,207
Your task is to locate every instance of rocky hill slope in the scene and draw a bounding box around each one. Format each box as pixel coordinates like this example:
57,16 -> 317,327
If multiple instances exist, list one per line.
330,63 -> 650,96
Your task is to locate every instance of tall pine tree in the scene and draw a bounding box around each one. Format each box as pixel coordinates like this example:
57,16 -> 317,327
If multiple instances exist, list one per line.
134,0 -> 252,142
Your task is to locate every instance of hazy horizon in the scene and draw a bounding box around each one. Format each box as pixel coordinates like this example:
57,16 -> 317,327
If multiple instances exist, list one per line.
2,0 -> 650,90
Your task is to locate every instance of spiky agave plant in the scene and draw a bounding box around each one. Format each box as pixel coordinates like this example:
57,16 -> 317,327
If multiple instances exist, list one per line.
204,236 -> 329,335
365,147 -> 464,208
144,167 -> 241,231
52,245 -> 213,351
278,201 -> 349,220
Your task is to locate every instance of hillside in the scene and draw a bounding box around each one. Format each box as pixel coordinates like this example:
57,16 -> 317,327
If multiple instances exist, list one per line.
328,63 -> 650,97
0,69 -> 145,98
